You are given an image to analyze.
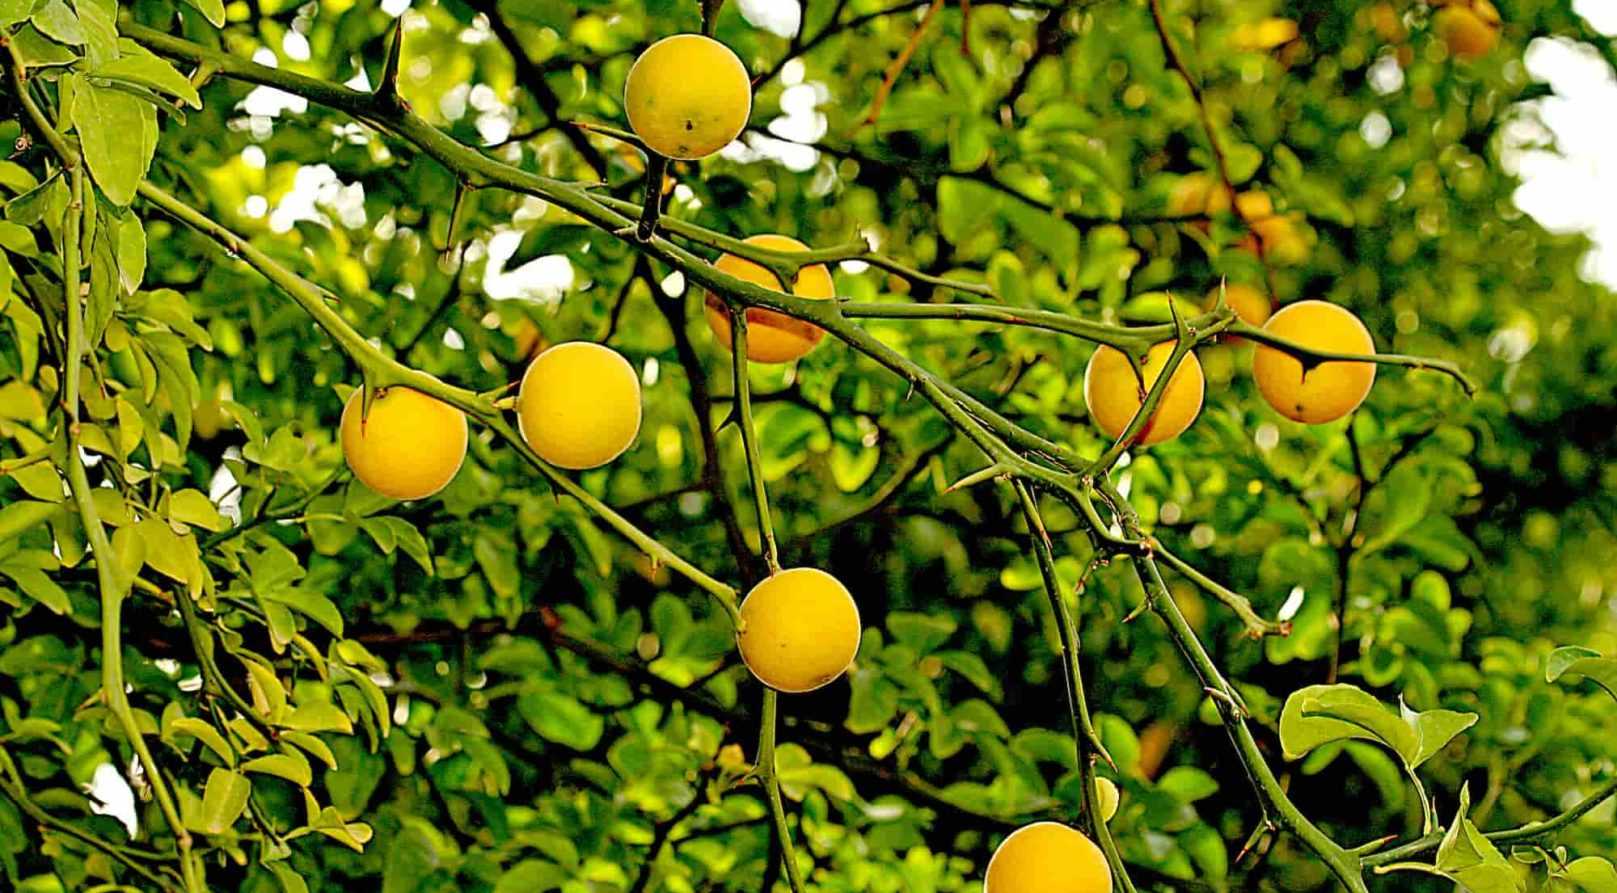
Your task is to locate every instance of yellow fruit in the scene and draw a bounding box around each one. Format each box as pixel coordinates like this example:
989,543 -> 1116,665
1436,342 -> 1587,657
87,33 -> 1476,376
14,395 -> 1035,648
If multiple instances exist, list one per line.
1168,172 -> 1230,218
1206,282 -> 1272,330
736,568 -> 860,693
1095,777 -> 1120,823
705,234 -> 835,364
341,387 -> 468,500
624,34 -> 753,160
1083,342 -> 1206,446
1260,215 -> 1310,264
1235,190 -> 1274,222
1252,300 -> 1377,424
985,822 -> 1111,893
517,342 -> 642,469
1434,2 -> 1500,59
1232,17 -> 1300,51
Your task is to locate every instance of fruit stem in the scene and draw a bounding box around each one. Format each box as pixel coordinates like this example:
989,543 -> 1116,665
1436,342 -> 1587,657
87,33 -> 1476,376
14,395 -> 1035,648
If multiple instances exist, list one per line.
756,690 -> 808,893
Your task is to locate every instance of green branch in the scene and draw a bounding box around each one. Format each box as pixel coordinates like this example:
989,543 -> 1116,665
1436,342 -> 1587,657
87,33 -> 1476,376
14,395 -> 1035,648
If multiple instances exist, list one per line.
1013,482 -> 1137,893
756,690 -> 808,893
1362,774 -> 1617,867
136,180 -> 741,625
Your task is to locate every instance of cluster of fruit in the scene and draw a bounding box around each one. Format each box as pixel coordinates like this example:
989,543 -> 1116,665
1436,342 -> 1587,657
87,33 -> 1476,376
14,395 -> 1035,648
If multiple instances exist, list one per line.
1085,297 -> 1379,449
335,31 -> 1393,890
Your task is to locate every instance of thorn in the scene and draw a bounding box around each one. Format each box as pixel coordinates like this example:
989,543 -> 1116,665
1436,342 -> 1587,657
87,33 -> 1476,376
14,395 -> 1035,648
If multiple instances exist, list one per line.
715,404 -> 740,433
1204,685 -> 1248,717
1122,600 -> 1148,624
1086,735 -> 1117,773
375,19 -> 405,106
1235,821 -> 1275,863
944,464 -> 1004,493
1348,833 -> 1400,856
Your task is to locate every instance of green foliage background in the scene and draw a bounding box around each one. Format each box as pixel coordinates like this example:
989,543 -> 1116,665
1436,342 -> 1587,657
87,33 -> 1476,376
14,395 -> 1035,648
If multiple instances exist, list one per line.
1,0 -> 1616,891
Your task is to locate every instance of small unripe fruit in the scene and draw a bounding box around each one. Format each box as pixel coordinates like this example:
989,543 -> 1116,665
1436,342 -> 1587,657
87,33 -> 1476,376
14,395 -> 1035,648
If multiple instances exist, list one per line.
737,568 -> 860,693
1083,342 -> 1206,446
341,387 -> 468,500
986,822 -> 1111,893
518,342 -> 643,469
1095,777 -> 1120,823
1252,300 -> 1377,424
624,34 -> 752,160
705,234 -> 835,364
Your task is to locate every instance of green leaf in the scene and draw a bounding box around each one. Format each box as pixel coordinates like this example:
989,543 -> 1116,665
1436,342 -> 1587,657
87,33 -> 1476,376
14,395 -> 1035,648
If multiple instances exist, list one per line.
71,75 -> 158,206
261,587 -> 344,639
1559,858 -> 1617,893
11,23 -> 77,67
0,221 -> 39,256
0,0 -> 34,27
1433,785 -> 1526,893
95,41 -> 203,109
1278,684 -> 1475,769
169,489 -> 226,532
181,0 -> 225,27
1546,646 -> 1617,704
242,750 -> 313,788
1158,766 -> 1220,803
31,0 -> 82,45
887,611 -> 956,653
0,500 -> 58,545
493,860 -> 567,893
382,819 -> 458,893
280,701 -> 354,735
71,0 -> 116,66
517,689 -> 604,751
168,717 -> 236,767
0,551 -> 69,614
198,768 -> 250,835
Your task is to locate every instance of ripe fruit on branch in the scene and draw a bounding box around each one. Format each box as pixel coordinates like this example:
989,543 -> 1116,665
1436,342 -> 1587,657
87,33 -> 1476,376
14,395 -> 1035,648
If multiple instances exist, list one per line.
624,34 -> 752,160
341,387 -> 468,500
985,822 -> 1111,893
518,341 -> 643,469
1083,342 -> 1206,446
736,568 -> 860,693
1433,0 -> 1501,59
705,234 -> 836,364
1252,300 -> 1377,424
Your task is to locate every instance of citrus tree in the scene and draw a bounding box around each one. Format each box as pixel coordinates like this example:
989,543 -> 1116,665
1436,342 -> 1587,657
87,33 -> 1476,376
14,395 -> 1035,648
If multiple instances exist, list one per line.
2,1 -> 1616,892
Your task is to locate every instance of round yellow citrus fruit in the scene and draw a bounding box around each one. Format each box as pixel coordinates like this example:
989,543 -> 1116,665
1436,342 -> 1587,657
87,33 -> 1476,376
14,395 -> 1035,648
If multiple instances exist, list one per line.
986,822 -> 1111,893
1434,2 -> 1500,59
624,34 -> 752,160
1252,300 -> 1377,424
736,568 -> 860,693
517,342 -> 642,469
341,387 -> 468,500
1095,777 -> 1120,823
1083,342 -> 1206,446
1206,282 -> 1272,329
705,234 -> 835,364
